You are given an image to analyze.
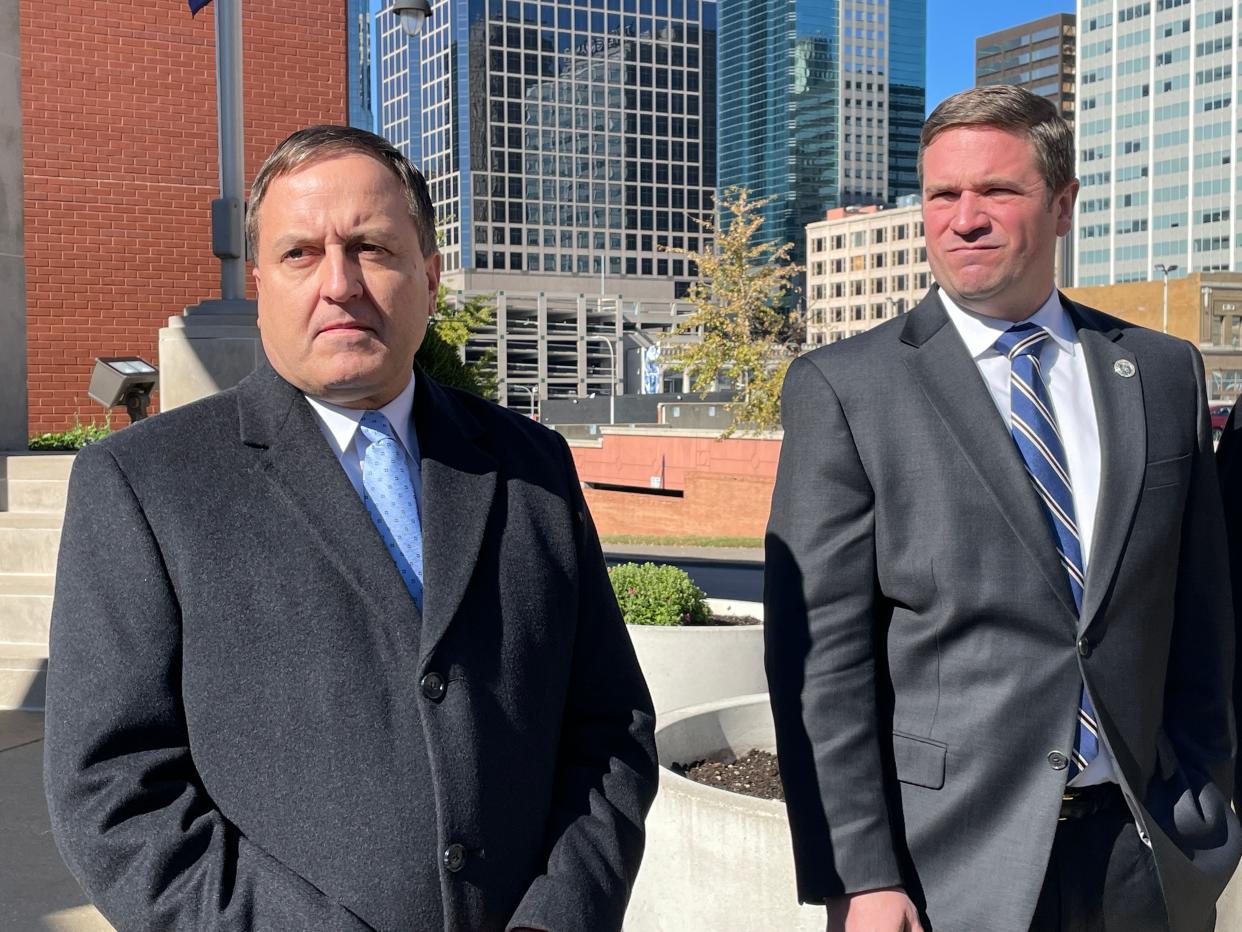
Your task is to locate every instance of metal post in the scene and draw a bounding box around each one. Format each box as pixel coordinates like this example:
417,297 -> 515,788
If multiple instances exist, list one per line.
214,0 -> 246,302
1155,263 -> 1178,335
584,335 -> 618,425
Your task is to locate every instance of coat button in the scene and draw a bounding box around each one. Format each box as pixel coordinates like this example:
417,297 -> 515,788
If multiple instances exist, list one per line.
1077,637 -> 1092,658
1047,750 -> 1069,771
443,843 -> 467,872
421,672 -> 446,701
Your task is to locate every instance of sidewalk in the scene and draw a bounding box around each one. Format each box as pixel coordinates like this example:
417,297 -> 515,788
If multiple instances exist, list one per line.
0,711 -> 113,932
602,541 -> 764,564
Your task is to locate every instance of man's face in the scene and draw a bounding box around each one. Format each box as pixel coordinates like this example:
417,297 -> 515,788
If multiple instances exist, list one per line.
921,126 -> 1076,321
252,152 -> 440,408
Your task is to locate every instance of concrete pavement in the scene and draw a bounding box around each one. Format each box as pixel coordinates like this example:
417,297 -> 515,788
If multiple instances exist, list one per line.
0,711 -> 113,932
602,541 -> 763,564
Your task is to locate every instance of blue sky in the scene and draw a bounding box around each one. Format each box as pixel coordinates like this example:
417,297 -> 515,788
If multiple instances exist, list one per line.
924,0 -> 1075,114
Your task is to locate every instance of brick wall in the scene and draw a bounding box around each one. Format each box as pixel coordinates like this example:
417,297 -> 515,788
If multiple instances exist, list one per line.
1063,277 -> 1201,344
569,430 -> 780,538
20,0 -> 346,434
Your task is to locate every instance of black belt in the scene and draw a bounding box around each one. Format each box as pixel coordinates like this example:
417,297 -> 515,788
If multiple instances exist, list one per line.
1058,782 -> 1121,821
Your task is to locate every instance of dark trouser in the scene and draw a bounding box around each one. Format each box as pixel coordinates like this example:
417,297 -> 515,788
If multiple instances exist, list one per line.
1028,785 -> 1170,932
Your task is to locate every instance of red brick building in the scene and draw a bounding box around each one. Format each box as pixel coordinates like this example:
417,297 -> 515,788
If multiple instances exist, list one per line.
18,0 -> 347,434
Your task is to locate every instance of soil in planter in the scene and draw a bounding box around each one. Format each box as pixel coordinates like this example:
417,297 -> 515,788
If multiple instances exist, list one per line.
691,613 -> 762,627
674,749 -> 785,801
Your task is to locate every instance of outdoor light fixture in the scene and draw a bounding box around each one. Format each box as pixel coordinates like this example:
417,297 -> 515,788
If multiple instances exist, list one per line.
88,357 -> 158,423
387,0 -> 432,37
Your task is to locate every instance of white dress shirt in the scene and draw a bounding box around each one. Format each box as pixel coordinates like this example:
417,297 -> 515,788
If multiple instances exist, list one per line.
939,288 -> 1114,787
304,372 -> 423,515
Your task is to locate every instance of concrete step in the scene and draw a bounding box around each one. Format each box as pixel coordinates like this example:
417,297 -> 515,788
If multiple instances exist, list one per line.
0,644 -> 46,710
0,574 -> 54,645
1,453 -> 74,515
5,478 -> 68,513
1,453 -> 75,482
0,514 -> 63,576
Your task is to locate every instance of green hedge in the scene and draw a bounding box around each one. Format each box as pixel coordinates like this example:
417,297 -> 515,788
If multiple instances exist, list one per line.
608,561 -> 709,627
29,417 -> 112,452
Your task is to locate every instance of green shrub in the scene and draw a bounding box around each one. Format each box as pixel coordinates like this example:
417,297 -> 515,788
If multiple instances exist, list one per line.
608,561 -> 709,627
29,415 -> 112,451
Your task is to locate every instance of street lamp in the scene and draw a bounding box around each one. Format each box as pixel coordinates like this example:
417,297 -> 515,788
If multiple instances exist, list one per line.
584,335 -> 618,425
386,0 -> 432,36
510,383 -> 538,419
1154,263 -> 1178,335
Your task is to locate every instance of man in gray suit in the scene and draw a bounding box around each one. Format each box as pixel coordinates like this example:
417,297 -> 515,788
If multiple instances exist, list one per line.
44,126 -> 657,931
766,86 -> 1239,931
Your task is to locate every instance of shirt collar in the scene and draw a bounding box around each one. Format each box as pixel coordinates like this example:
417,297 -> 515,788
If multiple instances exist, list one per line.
305,371 -> 418,459
938,287 -> 1077,361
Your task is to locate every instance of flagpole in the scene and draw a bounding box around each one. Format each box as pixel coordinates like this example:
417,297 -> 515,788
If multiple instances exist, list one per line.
213,0 -> 247,302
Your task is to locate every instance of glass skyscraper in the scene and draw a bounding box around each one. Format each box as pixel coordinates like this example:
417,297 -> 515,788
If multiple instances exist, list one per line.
368,0 -> 719,289
347,0 -> 377,131
717,0 -> 925,266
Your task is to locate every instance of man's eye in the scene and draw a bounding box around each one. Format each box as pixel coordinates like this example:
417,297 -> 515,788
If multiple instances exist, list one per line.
356,243 -> 385,254
282,248 -> 306,261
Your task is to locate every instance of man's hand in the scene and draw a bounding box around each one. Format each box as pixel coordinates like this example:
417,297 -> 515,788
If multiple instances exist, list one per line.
826,888 -> 924,932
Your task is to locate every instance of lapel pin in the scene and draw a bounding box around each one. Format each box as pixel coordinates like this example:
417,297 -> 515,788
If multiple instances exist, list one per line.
1114,359 -> 1136,378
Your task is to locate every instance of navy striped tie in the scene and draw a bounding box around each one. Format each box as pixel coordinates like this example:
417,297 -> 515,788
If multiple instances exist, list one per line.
995,323 -> 1099,776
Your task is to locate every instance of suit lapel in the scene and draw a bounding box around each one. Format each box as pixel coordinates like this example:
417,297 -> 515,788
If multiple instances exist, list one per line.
413,372 -> 498,666
902,290 -> 1079,620
1067,300 -> 1147,632
238,363 -> 422,627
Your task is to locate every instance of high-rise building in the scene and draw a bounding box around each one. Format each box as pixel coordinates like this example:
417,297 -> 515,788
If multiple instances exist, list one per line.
368,0 -> 718,295
976,13 -> 1077,128
975,12 -> 1076,286
716,0 -> 926,266
347,0 -> 378,131
804,198 -> 929,346
1074,0 -> 1240,286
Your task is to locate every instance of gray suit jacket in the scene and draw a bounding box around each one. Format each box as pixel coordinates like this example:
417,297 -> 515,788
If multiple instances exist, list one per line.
44,362 -> 657,932
765,289 -> 1239,932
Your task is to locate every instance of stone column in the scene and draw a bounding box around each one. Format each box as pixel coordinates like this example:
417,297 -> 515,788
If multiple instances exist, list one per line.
0,2 -> 29,450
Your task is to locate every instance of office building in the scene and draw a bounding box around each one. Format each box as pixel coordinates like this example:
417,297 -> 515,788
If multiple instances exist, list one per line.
347,0 -> 378,130
976,13 -> 1077,128
976,12 -> 1076,285
368,0 -> 718,296
804,198 -> 930,346
717,0 -> 926,266
1074,0 -> 1241,286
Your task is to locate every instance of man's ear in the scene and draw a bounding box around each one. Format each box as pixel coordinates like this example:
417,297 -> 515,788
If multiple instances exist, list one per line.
426,251 -> 442,295
1054,179 -> 1079,238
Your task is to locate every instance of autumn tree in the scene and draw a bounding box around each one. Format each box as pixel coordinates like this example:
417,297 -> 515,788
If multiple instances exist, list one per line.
416,288 -> 497,398
659,187 -> 801,435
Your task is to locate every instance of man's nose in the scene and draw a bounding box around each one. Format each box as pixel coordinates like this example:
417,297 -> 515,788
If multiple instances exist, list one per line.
319,246 -> 363,302
949,192 -> 990,236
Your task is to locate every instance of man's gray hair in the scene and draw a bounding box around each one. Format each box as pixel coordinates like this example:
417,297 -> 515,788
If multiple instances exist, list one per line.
246,124 -> 438,258
918,86 -> 1075,200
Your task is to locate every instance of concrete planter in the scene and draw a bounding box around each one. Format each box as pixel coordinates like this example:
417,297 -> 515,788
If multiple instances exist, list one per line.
625,697 -> 1242,931
626,598 -> 765,718
626,693 -> 822,931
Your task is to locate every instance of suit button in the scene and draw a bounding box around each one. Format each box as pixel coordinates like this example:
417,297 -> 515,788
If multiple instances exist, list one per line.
421,672 -> 446,701
1047,750 -> 1069,771
443,843 -> 467,872
1077,637 -> 1092,658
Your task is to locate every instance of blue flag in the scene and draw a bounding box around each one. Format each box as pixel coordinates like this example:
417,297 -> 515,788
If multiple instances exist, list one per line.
188,0 -> 212,13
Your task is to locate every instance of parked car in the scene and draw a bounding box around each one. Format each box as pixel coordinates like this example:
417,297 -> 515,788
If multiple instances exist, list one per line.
1211,404 -> 1233,443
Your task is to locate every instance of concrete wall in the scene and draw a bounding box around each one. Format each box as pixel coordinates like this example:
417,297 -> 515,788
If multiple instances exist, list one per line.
0,0 -> 27,450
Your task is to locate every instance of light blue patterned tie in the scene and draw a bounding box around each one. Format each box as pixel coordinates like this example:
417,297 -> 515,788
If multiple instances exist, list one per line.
359,411 -> 424,612
995,323 -> 1099,776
